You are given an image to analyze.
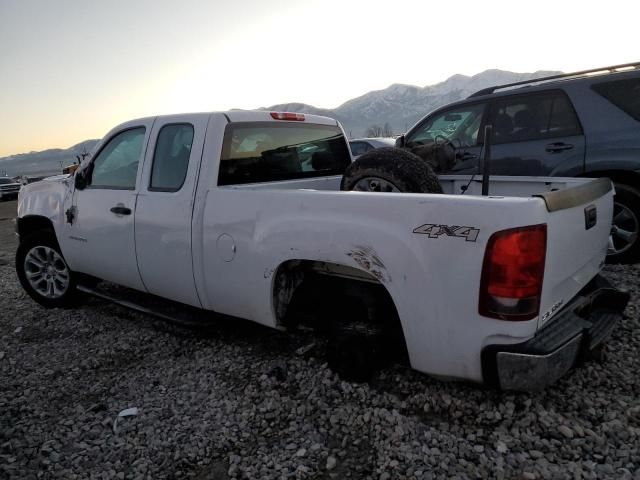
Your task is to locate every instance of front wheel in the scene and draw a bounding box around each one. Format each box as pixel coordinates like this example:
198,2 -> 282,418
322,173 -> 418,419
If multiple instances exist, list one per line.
16,232 -> 78,308
608,183 -> 640,264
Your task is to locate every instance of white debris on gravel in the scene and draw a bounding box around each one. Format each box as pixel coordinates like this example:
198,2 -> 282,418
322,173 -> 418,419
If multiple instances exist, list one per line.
112,407 -> 139,434
0,263 -> 639,479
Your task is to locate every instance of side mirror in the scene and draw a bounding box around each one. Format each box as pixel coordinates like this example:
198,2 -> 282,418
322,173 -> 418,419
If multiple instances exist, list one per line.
395,135 -> 405,148
74,170 -> 87,190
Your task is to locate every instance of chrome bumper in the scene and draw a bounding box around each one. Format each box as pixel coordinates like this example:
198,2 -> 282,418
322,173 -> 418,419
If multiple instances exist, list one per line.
496,335 -> 583,391
482,275 -> 628,391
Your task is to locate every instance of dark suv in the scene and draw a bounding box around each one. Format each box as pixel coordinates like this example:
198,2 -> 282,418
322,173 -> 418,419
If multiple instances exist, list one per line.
397,62 -> 640,263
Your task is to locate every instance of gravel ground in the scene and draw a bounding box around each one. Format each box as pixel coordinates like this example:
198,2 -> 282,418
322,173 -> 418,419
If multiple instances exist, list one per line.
1,198 -> 639,479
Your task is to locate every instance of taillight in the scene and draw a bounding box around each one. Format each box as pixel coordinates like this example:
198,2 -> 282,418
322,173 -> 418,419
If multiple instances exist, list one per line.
479,224 -> 547,320
270,112 -> 305,121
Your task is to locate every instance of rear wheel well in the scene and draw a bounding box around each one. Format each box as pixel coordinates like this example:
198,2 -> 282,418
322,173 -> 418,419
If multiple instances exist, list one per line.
272,260 -> 408,360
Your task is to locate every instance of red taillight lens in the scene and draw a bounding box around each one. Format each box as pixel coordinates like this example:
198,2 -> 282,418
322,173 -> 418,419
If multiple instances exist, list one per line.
479,224 -> 547,320
270,112 -> 305,121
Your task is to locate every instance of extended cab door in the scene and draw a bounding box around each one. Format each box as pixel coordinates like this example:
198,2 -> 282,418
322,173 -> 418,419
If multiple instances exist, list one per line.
485,91 -> 586,176
133,114 -> 209,307
65,121 -> 152,290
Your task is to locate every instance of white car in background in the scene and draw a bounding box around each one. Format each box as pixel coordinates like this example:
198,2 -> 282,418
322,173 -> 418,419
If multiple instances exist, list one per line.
0,177 -> 22,201
349,137 -> 396,158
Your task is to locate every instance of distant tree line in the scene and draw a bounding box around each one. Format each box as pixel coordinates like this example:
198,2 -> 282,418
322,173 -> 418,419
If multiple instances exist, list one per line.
365,122 -> 394,138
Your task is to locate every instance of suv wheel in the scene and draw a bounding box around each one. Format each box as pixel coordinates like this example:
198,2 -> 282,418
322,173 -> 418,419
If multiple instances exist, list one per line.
608,183 -> 640,264
16,232 -> 78,308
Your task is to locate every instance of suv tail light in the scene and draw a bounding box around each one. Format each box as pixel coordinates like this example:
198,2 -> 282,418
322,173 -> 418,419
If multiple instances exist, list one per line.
270,112 -> 305,121
479,224 -> 547,320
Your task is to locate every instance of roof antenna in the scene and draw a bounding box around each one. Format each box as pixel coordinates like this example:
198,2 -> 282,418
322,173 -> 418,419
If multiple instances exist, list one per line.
481,125 -> 492,196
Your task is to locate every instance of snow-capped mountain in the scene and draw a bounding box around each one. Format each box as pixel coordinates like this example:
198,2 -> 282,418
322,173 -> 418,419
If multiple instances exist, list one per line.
265,69 -> 560,137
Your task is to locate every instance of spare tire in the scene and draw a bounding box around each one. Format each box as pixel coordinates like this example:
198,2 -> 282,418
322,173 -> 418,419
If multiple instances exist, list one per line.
341,147 -> 443,194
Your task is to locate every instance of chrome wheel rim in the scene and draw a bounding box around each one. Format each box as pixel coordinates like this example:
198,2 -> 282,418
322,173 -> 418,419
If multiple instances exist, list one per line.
353,177 -> 401,192
610,201 -> 639,255
24,246 -> 70,299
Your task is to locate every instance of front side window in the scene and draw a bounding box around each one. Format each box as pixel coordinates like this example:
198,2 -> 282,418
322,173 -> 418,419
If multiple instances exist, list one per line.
489,92 -> 581,144
90,128 -> 145,189
150,124 -> 194,192
407,103 -> 486,147
219,123 -> 351,185
592,78 -> 640,121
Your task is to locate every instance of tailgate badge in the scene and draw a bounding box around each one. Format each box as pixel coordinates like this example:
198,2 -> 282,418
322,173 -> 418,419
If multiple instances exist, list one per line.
584,205 -> 597,230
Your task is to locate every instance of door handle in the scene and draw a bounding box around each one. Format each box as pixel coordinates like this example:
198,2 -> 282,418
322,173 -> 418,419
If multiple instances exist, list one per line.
457,152 -> 478,161
110,205 -> 132,216
545,142 -> 574,153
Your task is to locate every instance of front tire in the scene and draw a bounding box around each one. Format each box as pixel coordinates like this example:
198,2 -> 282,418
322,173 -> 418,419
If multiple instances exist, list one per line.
16,232 -> 78,308
608,183 -> 640,264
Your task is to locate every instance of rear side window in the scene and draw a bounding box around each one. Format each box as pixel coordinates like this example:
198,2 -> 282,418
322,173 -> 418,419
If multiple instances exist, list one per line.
490,92 -> 581,144
219,122 -> 351,185
592,78 -> 640,121
150,124 -> 194,192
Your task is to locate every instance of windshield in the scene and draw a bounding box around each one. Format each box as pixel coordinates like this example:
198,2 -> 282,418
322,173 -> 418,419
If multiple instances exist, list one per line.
408,103 -> 486,148
0,178 -> 15,185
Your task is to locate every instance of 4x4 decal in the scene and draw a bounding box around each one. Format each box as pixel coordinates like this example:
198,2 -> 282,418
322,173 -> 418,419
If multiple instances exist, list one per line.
413,224 -> 480,242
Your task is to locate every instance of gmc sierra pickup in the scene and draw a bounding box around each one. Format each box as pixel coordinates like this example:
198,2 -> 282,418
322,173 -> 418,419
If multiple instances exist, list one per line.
15,111 -> 628,390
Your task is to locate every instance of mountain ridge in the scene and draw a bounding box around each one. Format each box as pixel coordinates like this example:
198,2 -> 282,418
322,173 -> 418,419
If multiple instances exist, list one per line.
0,139 -> 100,177
1,68 -> 561,176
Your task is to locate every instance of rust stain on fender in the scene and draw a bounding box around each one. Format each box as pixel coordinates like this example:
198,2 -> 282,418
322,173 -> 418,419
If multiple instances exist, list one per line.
346,245 -> 390,283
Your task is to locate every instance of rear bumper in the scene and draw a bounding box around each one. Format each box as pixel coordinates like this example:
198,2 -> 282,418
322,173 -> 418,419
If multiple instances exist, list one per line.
482,275 -> 629,391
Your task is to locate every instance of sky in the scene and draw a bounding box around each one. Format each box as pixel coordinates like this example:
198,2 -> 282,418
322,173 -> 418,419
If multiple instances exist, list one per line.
0,0 -> 638,157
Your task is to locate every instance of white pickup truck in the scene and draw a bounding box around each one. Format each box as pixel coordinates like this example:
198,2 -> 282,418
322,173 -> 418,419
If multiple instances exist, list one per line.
15,111 -> 628,390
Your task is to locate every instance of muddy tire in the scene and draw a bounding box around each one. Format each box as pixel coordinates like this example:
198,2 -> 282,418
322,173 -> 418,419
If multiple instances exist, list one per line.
607,183 -> 640,264
341,147 -> 443,194
16,231 -> 78,308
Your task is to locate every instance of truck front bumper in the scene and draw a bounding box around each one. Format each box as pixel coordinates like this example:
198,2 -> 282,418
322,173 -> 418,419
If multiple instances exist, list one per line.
482,275 -> 629,391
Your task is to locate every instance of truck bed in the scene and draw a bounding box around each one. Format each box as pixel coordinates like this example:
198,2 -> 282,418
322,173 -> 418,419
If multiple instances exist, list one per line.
198,174 -> 613,381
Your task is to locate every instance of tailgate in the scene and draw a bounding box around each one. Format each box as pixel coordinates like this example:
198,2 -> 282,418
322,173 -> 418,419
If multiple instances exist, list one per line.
535,177 -> 613,329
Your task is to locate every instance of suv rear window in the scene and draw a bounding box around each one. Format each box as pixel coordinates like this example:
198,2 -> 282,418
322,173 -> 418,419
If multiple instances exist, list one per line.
219,122 -> 351,185
592,78 -> 640,121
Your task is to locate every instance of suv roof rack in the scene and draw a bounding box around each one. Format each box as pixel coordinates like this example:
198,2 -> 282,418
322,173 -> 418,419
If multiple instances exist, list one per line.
468,61 -> 640,98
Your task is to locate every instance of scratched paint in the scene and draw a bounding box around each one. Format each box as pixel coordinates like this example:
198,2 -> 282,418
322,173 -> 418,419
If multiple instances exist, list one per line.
346,245 -> 390,283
